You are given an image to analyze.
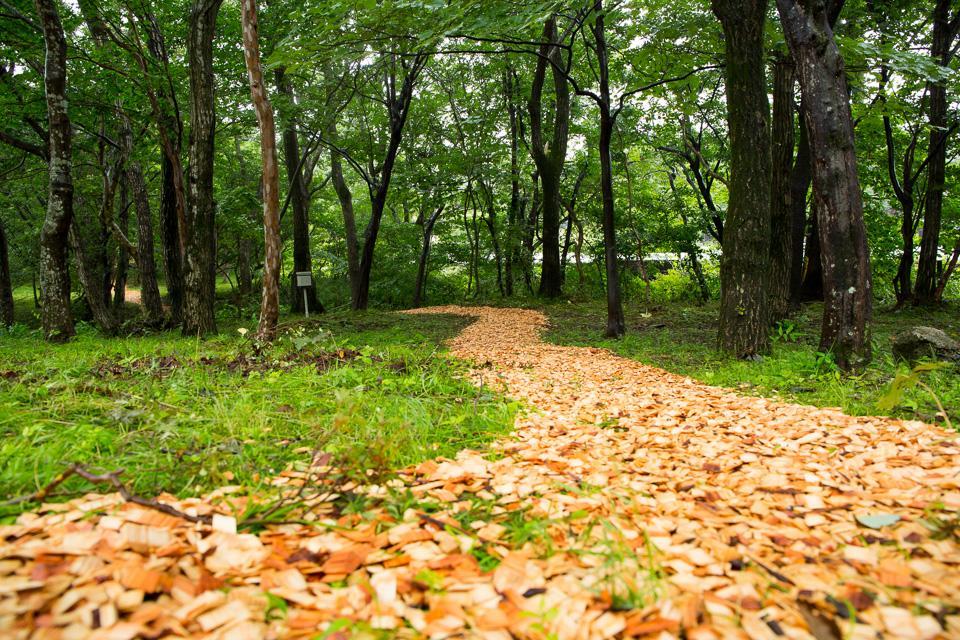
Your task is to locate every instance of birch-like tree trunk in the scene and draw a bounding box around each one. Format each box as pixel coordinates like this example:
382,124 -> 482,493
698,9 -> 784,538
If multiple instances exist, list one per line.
241,0 -> 281,340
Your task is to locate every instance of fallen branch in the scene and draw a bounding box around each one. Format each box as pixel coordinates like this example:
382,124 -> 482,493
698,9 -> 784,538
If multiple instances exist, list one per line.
4,464 -> 212,524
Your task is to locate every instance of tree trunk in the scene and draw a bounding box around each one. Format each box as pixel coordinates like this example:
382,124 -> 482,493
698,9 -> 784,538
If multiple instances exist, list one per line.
236,235 -> 252,296
522,171 -> 540,294
769,53 -> 795,320
118,110 -> 164,325
714,0 -> 772,358
354,54 -> 427,310
241,0 -> 281,341
275,67 -> 319,314
329,132 -> 361,308
478,182 -> 505,296
159,154 -> 184,323
113,178 -> 129,309
0,221 -> 14,327
778,0 -> 873,369
182,0 -> 223,336
143,14 -> 186,324
789,102 -> 812,303
70,224 -> 117,333
914,0 -> 958,305
799,202 -> 824,300
528,17 -> 569,299
413,205 -> 443,307
504,67 -> 521,297
592,4 -> 626,337
35,0 -> 75,341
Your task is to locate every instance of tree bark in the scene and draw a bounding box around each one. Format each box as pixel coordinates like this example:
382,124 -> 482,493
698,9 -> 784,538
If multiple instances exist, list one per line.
778,0 -> 873,369
69,224 -> 117,334
241,0 -> 280,341
113,178 -> 129,309
143,14 -> 186,323
591,3 -> 626,337
914,0 -> 959,305
236,235 -> 252,297
769,53 -> 795,320
789,101 -> 812,303
328,120 -> 361,308
0,220 -> 14,327
713,0 -> 772,358
504,67 -> 521,297
159,155 -> 184,323
35,0 -> 75,341
275,67 -> 319,314
528,17 -> 569,299
182,0 -> 223,336
413,205 -> 443,307
118,110 -> 164,325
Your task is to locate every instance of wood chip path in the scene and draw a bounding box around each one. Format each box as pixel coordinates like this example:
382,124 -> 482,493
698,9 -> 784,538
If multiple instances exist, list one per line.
2,306 -> 959,639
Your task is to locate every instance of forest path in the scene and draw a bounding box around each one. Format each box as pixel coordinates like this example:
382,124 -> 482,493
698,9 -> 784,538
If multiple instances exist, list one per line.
404,305 -> 960,639
2,306 -> 959,639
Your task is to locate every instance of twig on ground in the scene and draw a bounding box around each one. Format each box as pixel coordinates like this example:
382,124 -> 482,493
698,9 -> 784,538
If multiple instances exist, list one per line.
4,464 -> 213,525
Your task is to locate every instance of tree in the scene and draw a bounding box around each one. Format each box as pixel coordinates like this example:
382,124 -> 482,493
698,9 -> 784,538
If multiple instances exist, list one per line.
0,219 -> 13,326
769,53 -> 795,319
914,0 -> 959,305
241,0 -> 281,341
183,0 -> 224,335
528,16 -> 569,299
34,0 -> 75,342
117,108 -> 164,325
712,0 -> 772,358
778,0 -> 872,369
275,67 -> 320,314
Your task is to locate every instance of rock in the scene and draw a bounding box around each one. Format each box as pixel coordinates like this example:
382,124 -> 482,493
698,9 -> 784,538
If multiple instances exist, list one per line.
891,326 -> 960,363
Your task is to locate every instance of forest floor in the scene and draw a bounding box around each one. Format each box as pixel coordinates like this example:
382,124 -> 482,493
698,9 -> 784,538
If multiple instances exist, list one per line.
1,305 -> 959,639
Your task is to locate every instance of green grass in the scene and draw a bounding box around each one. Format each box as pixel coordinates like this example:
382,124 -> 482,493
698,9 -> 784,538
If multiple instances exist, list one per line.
544,299 -> 960,427
0,306 -> 517,509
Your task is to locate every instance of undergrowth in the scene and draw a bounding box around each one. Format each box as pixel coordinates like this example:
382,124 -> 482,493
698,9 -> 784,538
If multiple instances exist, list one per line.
0,309 -> 517,511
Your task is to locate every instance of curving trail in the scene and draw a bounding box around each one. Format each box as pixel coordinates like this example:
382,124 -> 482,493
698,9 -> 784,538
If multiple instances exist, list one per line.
2,306 -> 959,639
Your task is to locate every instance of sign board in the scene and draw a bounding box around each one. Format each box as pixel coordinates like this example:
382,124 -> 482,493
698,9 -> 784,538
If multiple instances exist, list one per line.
295,271 -> 313,288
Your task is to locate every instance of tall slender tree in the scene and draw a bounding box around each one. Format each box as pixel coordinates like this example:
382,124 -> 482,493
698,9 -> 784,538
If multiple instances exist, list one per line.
241,0 -> 281,340
275,67 -> 319,314
914,0 -> 959,305
528,17 -> 569,299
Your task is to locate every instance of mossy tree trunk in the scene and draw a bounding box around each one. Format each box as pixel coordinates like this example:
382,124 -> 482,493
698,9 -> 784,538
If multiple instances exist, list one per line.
35,0 -> 75,342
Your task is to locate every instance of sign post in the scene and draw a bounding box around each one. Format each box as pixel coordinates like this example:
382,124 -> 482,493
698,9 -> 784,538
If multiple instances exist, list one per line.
295,271 -> 313,317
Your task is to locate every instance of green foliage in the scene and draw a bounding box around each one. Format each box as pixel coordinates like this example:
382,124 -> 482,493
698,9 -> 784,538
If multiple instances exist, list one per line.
0,310 -> 516,506
878,361 -> 954,429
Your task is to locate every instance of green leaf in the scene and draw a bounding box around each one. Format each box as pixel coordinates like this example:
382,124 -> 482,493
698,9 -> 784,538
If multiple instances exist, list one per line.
855,513 -> 901,530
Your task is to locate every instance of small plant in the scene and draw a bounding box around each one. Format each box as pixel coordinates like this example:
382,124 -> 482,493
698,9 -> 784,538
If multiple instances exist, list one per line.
878,361 -> 954,429
774,320 -> 803,343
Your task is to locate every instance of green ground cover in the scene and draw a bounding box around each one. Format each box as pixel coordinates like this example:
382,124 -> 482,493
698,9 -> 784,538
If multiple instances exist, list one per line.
0,301 -> 517,509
